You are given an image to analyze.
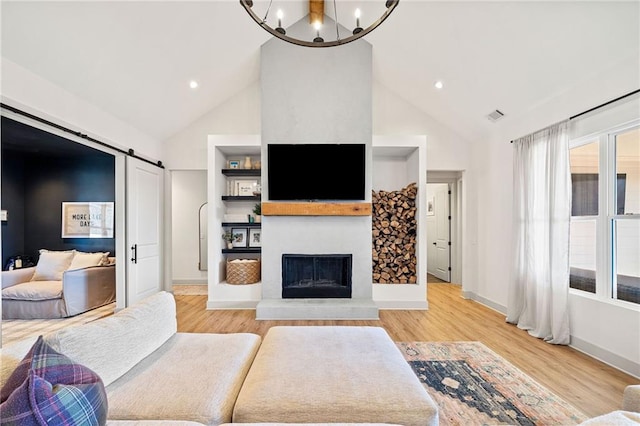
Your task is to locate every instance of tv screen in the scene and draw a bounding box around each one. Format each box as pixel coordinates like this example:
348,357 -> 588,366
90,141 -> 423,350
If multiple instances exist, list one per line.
268,144 -> 366,201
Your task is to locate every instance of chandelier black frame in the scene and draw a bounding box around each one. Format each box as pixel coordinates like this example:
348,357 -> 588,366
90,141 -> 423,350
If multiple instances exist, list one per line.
240,0 -> 399,48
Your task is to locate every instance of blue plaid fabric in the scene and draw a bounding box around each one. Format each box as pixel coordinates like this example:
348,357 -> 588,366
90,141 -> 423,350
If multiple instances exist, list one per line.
0,336 -> 107,425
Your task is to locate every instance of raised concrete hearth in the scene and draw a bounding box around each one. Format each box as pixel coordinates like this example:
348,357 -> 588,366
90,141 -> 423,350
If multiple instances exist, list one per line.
256,298 -> 379,320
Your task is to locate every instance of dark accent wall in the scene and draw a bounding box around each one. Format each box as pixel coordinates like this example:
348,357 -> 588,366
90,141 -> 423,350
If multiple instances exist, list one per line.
1,150 -> 115,266
1,151 -> 26,268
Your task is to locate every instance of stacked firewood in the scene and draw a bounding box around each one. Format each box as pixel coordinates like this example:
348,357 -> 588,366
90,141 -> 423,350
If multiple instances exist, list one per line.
372,183 -> 417,284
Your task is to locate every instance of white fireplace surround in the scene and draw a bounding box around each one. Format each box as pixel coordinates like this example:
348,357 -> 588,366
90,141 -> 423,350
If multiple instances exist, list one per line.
205,135 -> 427,315
257,213 -> 377,319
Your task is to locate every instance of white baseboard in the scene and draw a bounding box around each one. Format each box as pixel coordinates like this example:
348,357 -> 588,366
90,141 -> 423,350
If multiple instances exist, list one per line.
462,290 -> 507,315
570,336 -> 640,379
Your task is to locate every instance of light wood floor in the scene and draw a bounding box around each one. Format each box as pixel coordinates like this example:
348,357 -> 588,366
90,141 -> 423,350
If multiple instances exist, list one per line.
174,283 -> 637,419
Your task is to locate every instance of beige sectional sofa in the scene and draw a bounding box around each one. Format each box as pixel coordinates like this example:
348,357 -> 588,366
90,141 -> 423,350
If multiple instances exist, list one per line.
4,289 -> 635,425
1,291 -> 438,425
1,250 -> 115,319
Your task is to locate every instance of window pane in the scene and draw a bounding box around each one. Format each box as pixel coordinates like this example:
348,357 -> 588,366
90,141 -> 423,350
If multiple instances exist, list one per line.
613,218 -> 640,304
570,141 -> 599,216
615,128 -> 639,215
570,219 -> 596,293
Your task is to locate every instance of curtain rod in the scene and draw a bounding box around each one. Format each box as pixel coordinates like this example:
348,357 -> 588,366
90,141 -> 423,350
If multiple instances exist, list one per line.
510,88 -> 640,143
0,102 -> 164,169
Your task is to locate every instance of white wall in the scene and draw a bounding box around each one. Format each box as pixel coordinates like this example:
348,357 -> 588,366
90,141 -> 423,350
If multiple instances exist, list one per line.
1,59 -> 162,160
163,82 -> 261,170
171,170 -> 207,283
476,56 -> 640,376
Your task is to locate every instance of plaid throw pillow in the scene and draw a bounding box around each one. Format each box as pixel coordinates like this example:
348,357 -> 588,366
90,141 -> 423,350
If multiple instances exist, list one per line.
0,335 -> 107,425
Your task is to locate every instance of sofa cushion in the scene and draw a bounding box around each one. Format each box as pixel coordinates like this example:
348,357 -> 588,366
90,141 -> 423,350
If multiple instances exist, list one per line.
579,410 -> 640,425
106,332 -> 261,425
1,337 -> 39,388
233,326 -> 438,426
45,291 -> 177,387
68,251 -> 110,271
0,335 -> 107,425
32,250 -> 75,281
2,281 -> 63,301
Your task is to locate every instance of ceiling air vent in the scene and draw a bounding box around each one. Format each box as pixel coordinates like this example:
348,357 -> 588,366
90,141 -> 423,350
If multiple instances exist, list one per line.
487,109 -> 505,122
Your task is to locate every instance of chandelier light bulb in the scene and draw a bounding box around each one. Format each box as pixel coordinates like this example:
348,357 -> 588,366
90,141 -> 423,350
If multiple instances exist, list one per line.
189,80 -> 198,89
313,21 -> 324,43
276,9 -> 285,34
434,81 -> 444,89
353,8 -> 363,34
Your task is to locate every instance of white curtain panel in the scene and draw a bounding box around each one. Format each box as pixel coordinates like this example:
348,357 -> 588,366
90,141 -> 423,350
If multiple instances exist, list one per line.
507,120 -> 571,345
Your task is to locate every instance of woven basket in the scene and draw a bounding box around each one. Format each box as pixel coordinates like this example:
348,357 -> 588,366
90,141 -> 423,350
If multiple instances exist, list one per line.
226,259 -> 261,285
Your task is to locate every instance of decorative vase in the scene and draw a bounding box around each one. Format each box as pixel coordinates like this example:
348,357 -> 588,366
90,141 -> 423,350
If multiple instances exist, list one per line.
227,242 -> 234,249
255,215 -> 261,223
244,156 -> 252,169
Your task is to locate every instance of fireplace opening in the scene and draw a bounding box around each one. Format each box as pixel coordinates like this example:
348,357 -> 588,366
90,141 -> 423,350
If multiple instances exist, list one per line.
282,254 -> 352,299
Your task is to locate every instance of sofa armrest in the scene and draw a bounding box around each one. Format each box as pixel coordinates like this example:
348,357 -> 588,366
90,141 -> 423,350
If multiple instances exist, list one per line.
45,291 -> 177,387
62,265 -> 116,316
623,385 -> 640,412
1,267 -> 36,289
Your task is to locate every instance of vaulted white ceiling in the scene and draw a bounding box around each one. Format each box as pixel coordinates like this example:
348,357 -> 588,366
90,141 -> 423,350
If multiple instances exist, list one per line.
2,1 -> 639,143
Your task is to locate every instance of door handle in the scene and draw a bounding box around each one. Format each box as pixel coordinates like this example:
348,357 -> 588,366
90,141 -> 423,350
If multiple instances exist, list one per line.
432,242 -> 437,245
131,244 -> 138,264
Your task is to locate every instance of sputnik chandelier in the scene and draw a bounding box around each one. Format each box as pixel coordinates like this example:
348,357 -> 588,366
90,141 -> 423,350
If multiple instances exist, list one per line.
240,0 -> 399,48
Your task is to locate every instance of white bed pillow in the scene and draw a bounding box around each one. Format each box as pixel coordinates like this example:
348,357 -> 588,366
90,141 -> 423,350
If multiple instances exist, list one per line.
32,250 -> 76,281
68,251 -> 110,271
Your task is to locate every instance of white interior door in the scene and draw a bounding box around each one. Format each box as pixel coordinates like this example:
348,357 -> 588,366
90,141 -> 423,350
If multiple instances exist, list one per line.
427,183 -> 451,282
126,157 -> 164,305
434,184 -> 451,281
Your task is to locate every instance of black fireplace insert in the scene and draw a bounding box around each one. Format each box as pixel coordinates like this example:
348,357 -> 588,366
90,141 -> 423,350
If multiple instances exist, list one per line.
282,254 -> 352,299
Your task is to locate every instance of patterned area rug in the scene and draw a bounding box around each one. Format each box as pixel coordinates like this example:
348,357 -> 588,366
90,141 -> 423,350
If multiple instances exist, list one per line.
2,302 -> 115,346
396,341 -> 588,426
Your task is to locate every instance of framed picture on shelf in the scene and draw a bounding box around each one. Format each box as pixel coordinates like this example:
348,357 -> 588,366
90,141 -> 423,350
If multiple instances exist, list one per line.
249,228 -> 261,247
235,180 -> 259,196
229,160 -> 240,169
231,228 -> 247,248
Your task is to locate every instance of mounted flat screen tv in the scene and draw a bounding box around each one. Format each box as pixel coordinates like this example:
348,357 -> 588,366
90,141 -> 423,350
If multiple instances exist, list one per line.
268,143 -> 366,201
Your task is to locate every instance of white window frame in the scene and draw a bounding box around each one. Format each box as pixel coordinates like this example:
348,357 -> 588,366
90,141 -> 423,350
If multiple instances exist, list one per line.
569,118 -> 640,311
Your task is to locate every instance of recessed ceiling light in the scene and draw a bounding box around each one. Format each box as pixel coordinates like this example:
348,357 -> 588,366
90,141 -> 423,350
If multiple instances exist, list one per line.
434,81 -> 444,89
189,80 -> 199,89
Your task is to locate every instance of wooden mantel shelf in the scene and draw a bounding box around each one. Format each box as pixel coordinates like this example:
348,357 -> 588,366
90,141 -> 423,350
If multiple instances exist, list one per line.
262,202 -> 371,216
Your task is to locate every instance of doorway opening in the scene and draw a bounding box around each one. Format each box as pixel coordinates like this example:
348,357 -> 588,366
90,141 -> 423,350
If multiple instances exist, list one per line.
0,114 -> 123,346
170,170 -> 208,296
426,171 -> 464,285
